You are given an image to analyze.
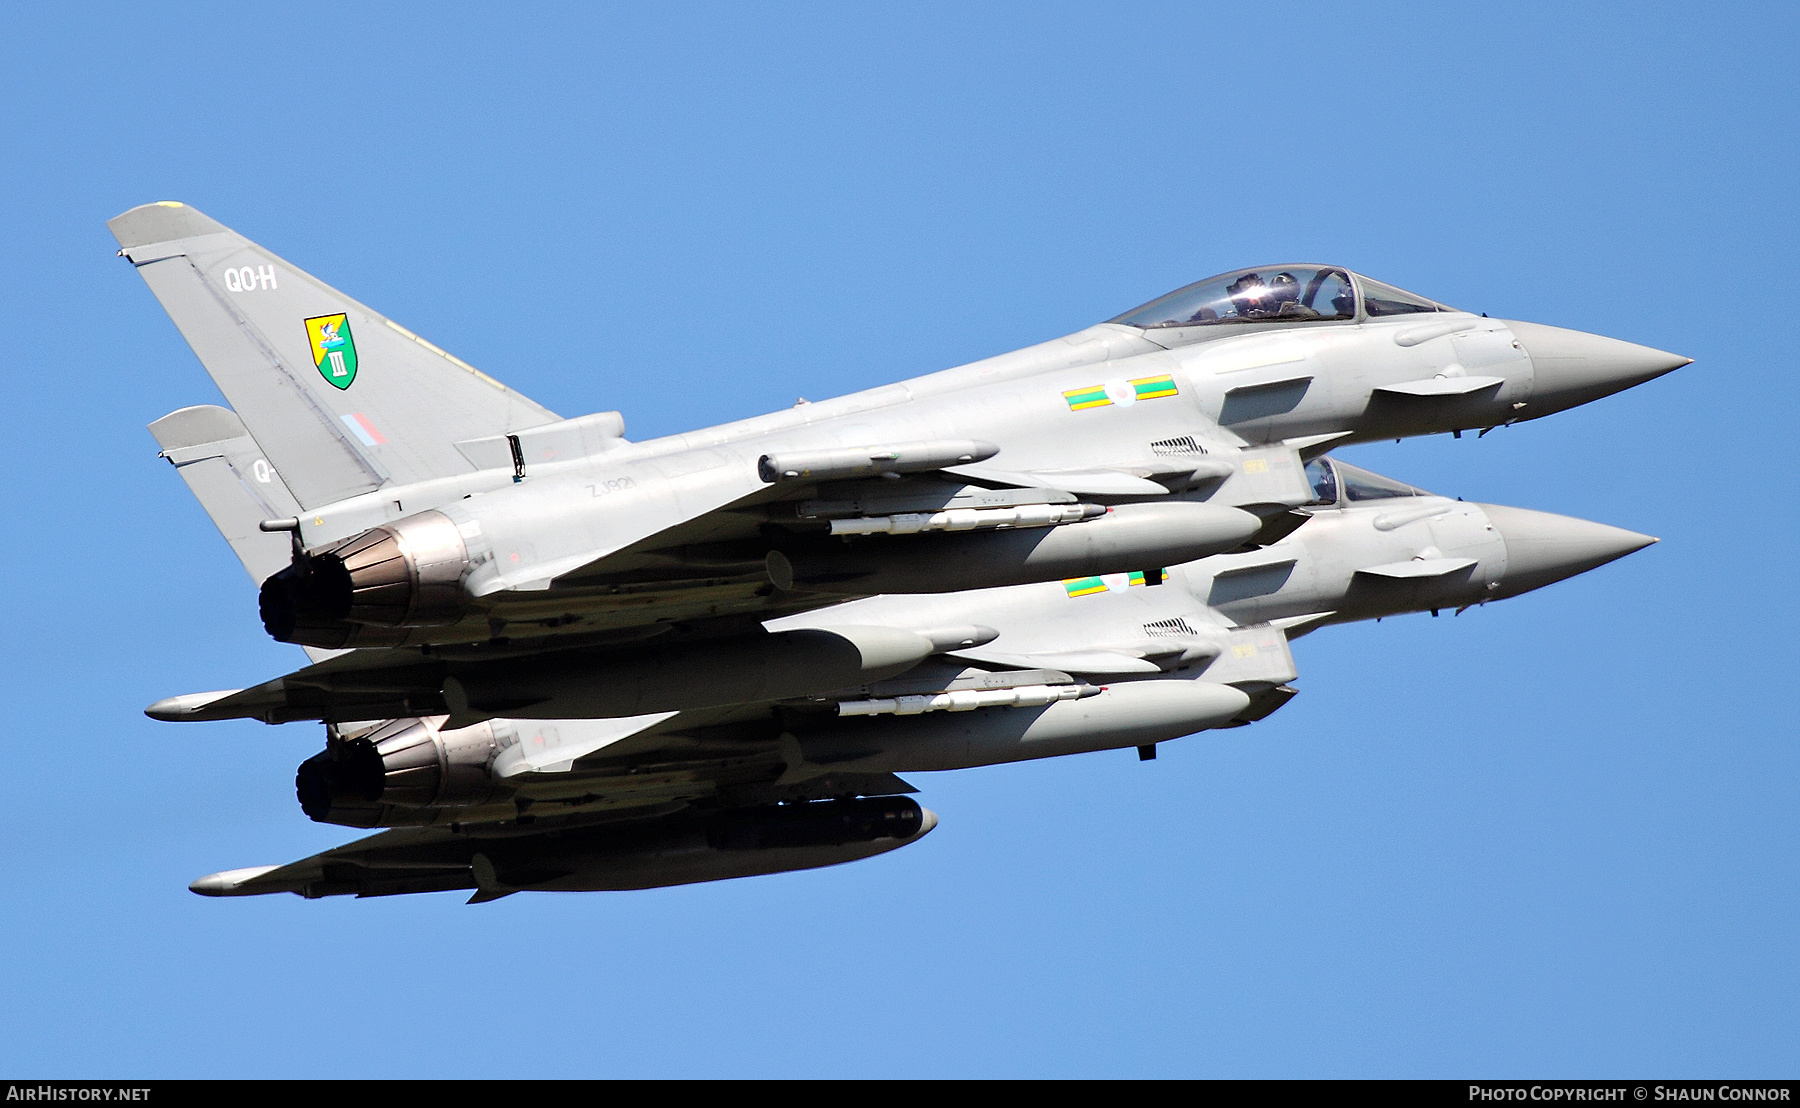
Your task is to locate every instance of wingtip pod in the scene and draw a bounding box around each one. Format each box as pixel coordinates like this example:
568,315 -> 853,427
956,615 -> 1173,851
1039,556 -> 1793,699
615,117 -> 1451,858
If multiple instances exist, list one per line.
188,865 -> 284,897
145,689 -> 245,722
107,201 -> 229,250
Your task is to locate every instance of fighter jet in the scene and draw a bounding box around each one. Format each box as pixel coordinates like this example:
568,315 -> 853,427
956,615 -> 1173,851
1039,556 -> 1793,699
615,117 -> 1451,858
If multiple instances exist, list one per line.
109,202 -> 1678,900
182,457 -> 1655,901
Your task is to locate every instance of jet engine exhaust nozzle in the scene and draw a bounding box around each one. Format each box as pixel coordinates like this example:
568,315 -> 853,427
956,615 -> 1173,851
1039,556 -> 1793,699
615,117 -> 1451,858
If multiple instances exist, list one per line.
259,510 -> 470,648
296,716 -> 503,827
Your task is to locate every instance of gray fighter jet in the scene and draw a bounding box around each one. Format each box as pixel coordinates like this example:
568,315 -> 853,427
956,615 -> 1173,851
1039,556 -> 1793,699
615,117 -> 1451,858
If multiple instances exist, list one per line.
110,202 -> 1678,901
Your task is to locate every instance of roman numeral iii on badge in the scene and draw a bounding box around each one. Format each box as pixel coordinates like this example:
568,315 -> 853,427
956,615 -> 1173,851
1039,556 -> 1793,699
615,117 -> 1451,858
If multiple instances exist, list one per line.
305,313 -> 358,390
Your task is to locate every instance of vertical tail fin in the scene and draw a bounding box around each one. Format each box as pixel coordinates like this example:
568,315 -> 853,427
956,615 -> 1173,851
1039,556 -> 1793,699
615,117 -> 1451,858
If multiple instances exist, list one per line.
148,403 -> 348,663
111,202 -> 560,509
148,404 -> 301,587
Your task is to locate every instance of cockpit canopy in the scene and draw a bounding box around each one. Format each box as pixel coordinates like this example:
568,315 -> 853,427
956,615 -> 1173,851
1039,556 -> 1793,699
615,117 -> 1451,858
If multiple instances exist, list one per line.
1109,265 -> 1449,330
1305,457 -> 1430,506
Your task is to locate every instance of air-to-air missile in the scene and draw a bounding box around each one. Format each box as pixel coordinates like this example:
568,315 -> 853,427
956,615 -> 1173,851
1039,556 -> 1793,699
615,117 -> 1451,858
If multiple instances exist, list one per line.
109,202 -> 1680,901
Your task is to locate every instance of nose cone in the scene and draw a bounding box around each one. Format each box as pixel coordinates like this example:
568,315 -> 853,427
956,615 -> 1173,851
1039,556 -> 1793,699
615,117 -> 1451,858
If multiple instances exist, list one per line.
1506,320 -> 1690,413
1479,504 -> 1657,599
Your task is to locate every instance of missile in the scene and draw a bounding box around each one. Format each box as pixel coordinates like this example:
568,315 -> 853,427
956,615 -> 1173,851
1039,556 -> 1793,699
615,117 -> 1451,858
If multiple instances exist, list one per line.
835,682 -> 1101,717
757,439 -> 999,482
766,501 -> 1262,595
785,678 -> 1252,776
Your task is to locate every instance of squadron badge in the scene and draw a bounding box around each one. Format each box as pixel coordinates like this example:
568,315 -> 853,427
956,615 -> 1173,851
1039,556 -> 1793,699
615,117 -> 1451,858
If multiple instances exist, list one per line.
305,313 -> 359,390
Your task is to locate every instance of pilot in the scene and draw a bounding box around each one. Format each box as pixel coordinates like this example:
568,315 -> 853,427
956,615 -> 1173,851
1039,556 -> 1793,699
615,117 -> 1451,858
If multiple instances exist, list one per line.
1271,271 -> 1320,319
1226,272 -> 1268,318
1269,271 -> 1301,310
1320,270 -> 1356,318
1305,458 -> 1339,504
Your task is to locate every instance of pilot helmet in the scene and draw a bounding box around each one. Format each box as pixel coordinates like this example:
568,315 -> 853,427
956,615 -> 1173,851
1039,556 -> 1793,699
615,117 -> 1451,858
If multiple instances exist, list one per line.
1226,272 -> 1268,315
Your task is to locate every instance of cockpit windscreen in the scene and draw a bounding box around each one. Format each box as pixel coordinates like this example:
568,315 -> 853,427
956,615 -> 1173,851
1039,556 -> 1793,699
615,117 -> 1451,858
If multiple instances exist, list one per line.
1360,278 -> 1444,317
1111,266 -> 1355,329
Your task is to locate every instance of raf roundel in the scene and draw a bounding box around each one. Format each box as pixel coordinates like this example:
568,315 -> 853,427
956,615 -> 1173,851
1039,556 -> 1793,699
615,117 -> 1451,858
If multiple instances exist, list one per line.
1062,374 -> 1179,411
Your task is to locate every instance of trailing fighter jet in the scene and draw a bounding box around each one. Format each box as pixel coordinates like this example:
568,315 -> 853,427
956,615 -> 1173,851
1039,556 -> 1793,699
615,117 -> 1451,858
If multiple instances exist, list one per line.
110,202 -> 1679,901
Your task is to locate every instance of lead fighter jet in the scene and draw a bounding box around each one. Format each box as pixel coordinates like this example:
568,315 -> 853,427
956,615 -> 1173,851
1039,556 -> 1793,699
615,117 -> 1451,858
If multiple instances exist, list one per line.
112,203 -> 1684,901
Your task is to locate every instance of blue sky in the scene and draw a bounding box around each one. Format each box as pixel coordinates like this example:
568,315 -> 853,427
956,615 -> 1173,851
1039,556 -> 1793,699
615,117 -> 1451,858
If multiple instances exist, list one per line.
1,1 -> 1795,1077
